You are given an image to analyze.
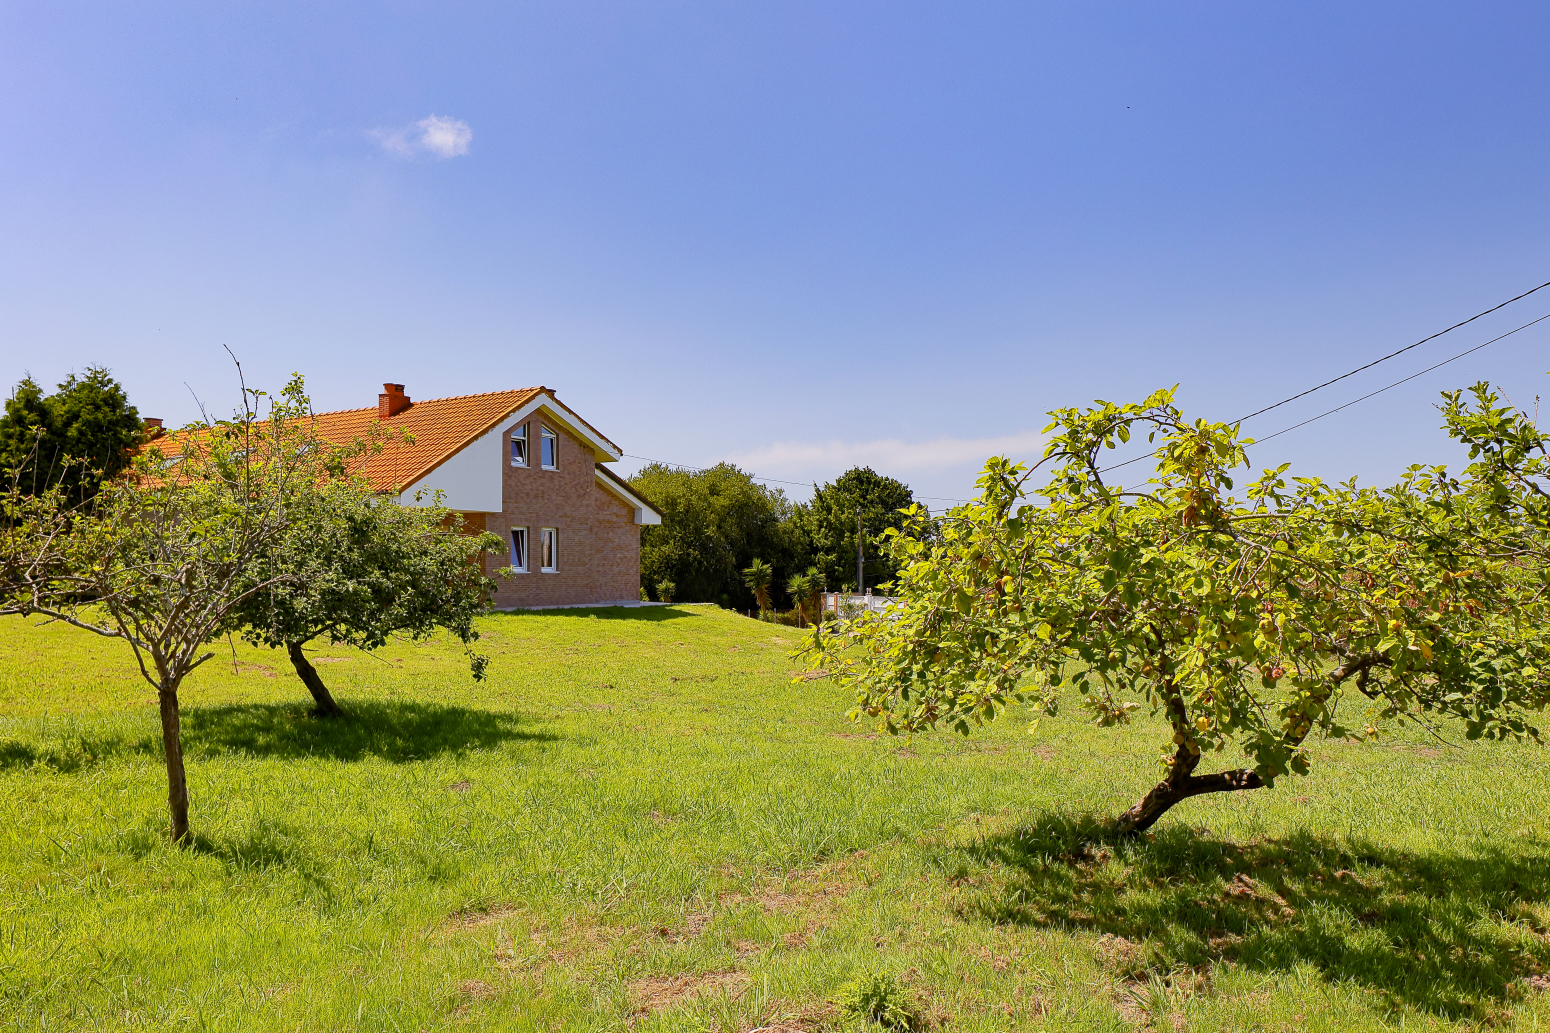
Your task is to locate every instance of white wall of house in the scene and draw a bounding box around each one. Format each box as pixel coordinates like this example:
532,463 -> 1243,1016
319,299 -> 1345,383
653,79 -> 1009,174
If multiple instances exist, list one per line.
395,412 -> 522,513
392,396 -> 631,515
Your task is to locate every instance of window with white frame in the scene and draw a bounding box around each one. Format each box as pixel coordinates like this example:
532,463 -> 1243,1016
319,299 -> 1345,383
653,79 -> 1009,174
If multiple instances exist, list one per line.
540,425 -> 558,469
540,527 -> 558,572
509,527 -> 528,572
510,423 -> 528,466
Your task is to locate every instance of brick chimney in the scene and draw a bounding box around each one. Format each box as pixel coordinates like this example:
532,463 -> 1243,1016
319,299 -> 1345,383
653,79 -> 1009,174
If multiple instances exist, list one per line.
378,383 -> 411,418
143,417 -> 164,439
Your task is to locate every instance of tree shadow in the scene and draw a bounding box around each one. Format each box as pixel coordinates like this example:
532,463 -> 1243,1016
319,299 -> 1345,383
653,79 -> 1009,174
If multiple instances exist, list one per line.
179,699 -> 557,763
0,730 -> 160,774
495,605 -> 693,622
0,700 -> 554,773
944,813 -> 1550,1020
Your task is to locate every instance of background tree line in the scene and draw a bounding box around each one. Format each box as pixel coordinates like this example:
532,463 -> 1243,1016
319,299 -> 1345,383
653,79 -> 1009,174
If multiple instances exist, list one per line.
628,462 -> 919,609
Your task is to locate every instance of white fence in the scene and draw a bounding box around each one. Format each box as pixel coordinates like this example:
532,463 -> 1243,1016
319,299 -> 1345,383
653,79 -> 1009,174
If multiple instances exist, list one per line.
820,591 -> 897,616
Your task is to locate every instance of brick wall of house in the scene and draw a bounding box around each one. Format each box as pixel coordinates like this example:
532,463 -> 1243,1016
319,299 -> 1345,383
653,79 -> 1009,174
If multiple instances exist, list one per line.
482,417 -> 642,608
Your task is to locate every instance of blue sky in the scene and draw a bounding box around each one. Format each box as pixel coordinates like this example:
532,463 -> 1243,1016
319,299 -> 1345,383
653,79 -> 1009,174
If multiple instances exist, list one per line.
3,2 -> 1549,506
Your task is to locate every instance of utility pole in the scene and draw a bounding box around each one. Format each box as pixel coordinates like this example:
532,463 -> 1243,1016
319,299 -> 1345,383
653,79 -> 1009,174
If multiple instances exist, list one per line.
856,506 -> 864,597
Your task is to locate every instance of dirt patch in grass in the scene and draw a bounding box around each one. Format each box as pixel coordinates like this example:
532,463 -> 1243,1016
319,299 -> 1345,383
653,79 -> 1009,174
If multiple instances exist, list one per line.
1223,872 -> 1295,918
1111,969 -> 1210,1030
1093,933 -> 1144,970
722,851 -> 866,916
628,971 -> 750,1014
654,911 -> 712,942
458,979 -> 497,1000
451,979 -> 501,1018
444,904 -> 522,931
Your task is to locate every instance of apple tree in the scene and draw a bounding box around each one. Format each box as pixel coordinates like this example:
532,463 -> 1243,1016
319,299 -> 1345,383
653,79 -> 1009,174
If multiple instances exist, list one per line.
805,385 -> 1550,833
232,480 -> 503,717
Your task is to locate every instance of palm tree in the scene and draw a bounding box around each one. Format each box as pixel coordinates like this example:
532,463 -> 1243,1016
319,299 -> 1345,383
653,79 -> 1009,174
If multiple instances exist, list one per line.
742,558 -> 773,617
786,571 -> 814,627
803,567 -> 826,625
787,567 -> 826,627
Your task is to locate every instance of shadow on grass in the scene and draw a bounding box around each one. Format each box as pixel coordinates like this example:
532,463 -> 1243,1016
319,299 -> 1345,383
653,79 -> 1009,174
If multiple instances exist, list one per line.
1,700 -> 553,772
946,813 -> 1550,1020
494,604 -> 693,622
0,730 -> 158,774
180,699 -> 557,763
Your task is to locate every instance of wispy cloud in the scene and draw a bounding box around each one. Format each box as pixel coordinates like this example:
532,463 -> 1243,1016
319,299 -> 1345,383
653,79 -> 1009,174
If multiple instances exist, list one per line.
370,114 -> 472,159
725,429 -> 1049,478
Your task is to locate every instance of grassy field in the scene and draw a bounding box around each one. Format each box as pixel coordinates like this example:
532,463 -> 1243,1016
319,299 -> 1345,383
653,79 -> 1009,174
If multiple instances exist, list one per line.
2,604 -> 1548,1032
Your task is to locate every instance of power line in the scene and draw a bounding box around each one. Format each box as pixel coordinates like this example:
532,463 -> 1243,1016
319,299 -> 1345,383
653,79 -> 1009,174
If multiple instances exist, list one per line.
1234,278 -> 1550,423
628,280 -> 1550,502
1250,309 -> 1550,445
1098,308 -> 1550,475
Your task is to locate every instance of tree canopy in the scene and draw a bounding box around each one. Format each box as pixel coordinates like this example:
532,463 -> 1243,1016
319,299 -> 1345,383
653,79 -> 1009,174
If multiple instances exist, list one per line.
630,463 -> 919,608
630,462 -> 798,607
790,467 -> 915,593
806,384 -> 1550,832
0,368 -> 144,504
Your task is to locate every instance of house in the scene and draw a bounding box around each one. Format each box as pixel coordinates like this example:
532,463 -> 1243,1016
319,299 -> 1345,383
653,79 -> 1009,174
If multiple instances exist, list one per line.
307,383 -> 660,608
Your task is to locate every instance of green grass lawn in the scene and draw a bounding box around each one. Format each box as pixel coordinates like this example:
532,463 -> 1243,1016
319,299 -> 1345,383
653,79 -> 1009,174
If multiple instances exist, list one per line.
1,604 -> 1548,1032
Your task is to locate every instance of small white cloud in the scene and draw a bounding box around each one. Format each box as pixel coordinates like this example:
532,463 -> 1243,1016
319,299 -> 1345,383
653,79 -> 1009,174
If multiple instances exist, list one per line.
370,114 -> 472,159
725,429 -> 1049,477
416,114 -> 472,157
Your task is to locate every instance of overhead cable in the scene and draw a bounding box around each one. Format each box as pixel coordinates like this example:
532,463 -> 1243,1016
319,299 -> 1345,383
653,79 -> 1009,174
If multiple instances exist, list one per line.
628,279 -> 1550,503
1234,278 -> 1550,423
1249,310 -> 1550,444
1098,308 -> 1550,476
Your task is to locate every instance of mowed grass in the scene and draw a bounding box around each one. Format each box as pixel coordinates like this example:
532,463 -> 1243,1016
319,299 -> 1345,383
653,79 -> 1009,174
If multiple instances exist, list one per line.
1,605 -> 1548,1032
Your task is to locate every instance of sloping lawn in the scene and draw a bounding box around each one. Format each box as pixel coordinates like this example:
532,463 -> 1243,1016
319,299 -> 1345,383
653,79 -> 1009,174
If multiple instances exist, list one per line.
1,604 -> 1548,1031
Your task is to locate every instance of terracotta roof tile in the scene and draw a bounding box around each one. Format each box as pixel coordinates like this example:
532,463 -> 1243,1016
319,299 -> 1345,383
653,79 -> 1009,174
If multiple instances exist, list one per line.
156,386 -> 621,495
319,388 -> 544,493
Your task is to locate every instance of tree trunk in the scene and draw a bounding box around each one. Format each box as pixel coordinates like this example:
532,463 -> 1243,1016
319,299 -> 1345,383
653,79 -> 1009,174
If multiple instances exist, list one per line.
157,686 -> 191,843
1114,655 -> 1378,835
1114,742 -> 1265,835
287,641 -> 343,717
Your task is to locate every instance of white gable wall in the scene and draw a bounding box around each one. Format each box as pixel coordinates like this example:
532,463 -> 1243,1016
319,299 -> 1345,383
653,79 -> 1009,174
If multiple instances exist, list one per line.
392,396 -> 626,514
395,411 -> 515,512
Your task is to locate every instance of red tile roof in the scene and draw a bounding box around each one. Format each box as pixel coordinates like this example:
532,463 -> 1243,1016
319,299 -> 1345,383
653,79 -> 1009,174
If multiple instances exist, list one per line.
317,388 -> 544,493
159,386 -> 622,494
